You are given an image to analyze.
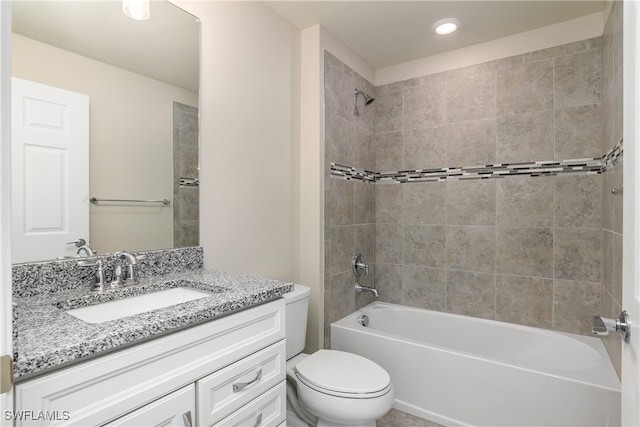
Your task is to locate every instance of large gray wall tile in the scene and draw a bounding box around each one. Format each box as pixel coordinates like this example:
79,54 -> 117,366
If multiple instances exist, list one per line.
447,226 -> 496,273
403,266 -> 447,311
554,49 -> 602,109
496,110 -> 554,163
404,126 -> 447,170
446,180 -> 496,225
496,60 -> 553,116
447,72 -> 496,123
404,225 -> 447,268
496,176 -> 554,227
496,227 -> 554,278
495,275 -> 553,328
446,118 -> 496,166
447,270 -> 496,319
554,228 -> 602,283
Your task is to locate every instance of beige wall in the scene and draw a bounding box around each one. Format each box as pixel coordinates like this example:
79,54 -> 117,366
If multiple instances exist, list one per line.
174,1 -> 300,284
11,33 -> 198,255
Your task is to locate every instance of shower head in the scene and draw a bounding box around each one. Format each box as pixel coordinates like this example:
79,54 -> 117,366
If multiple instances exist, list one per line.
355,89 -> 375,104
354,89 -> 375,116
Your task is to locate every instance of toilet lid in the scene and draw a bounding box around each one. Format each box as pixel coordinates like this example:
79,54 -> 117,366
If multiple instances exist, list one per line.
294,350 -> 391,396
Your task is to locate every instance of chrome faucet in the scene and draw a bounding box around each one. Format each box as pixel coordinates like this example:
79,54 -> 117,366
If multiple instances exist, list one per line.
67,238 -> 96,257
355,283 -> 379,299
111,251 -> 145,287
76,245 -> 97,257
352,253 -> 379,298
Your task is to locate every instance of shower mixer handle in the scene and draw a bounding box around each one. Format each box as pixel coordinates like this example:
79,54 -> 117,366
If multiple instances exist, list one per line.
352,253 -> 369,276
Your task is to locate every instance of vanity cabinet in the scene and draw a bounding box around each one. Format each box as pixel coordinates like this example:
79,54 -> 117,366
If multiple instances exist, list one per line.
104,385 -> 195,427
13,299 -> 286,426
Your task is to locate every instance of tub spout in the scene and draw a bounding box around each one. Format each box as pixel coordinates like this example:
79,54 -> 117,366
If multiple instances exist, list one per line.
355,283 -> 379,298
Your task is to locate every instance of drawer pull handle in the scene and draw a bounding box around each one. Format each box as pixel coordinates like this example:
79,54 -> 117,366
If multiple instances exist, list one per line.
233,368 -> 263,392
169,411 -> 192,427
252,413 -> 262,427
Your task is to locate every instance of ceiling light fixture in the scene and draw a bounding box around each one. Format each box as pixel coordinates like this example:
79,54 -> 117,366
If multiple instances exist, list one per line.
123,0 -> 150,20
433,18 -> 460,35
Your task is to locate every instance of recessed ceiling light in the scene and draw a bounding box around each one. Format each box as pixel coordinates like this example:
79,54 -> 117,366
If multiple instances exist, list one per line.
433,18 -> 460,35
123,0 -> 150,20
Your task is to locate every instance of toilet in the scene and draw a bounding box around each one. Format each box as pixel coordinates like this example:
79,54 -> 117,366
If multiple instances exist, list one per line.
284,284 -> 394,427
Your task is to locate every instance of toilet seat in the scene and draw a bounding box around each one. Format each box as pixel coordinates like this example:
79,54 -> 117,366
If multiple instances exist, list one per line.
294,350 -> 392,399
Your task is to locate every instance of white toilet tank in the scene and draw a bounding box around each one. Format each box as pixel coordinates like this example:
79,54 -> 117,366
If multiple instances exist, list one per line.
284,284 -> 310,359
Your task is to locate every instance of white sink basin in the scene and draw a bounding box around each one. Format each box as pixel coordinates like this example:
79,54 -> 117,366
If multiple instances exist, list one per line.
66,287 -> 211,324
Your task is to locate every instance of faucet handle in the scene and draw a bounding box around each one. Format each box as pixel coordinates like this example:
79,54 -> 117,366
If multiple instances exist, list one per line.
67,238 -> 87,248
77,259 -> 107,291
352,253 -> 369,277
116,251 -> 144,263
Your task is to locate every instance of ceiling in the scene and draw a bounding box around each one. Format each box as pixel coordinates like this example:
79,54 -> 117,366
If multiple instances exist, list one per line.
10,1 -> 607,91
264,1 -> 607,69
11,0 -> 200,92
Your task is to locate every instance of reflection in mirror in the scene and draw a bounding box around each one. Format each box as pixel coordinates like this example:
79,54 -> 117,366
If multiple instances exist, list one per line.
11,0 -> 200,263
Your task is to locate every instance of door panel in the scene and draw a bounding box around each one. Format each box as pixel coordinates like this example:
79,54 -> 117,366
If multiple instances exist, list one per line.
11,77 -> 89,263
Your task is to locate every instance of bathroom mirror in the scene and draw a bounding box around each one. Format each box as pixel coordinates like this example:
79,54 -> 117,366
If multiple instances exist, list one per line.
10,0 -> 200,263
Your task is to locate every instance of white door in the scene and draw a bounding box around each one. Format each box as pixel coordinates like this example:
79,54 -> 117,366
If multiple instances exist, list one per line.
622,2 -> 640,425
11,78 -> 89,263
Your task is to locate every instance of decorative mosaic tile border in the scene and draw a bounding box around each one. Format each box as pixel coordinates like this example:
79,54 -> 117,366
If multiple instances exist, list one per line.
331,139 -> 623,184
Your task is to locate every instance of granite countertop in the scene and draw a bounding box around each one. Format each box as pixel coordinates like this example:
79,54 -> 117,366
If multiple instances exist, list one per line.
13,269 -> 294,380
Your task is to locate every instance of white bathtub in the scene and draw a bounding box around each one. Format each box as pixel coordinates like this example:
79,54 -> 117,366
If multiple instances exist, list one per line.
331,302 -> 620,427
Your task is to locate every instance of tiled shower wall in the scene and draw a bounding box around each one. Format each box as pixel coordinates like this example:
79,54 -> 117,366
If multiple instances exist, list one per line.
373,38 -> 605,338
325,28 -> 623,366
601,0 -> 624,377
173,102 -> 200,248
324,52 -> 376,347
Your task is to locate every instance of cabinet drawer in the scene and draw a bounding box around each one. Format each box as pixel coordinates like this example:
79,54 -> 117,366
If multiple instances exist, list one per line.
103,385 -> 195,427
197,340 -> 285,426
213,382 -> 286,427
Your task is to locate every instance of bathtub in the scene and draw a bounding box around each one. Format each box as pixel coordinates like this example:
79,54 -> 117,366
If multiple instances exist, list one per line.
331,302 -> 620,427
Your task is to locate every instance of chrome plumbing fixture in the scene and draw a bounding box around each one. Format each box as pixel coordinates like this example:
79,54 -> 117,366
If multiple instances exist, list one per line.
353,253 -> 379,298
355,283 -> 379,299
592,311 -> 630,343
77,259 -> 107,291
353,88 -> 375,116
67,238 -> 97,256
111,251 -> 146,287
357,314 -> 369,327
352,253 -> 369,277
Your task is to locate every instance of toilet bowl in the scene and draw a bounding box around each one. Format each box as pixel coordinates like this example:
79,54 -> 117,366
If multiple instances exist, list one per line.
284,285 -> 394,427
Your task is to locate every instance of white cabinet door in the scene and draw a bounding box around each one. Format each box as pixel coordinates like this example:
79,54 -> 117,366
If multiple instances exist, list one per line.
11,77 -> 89,263
104,385 -> 195,427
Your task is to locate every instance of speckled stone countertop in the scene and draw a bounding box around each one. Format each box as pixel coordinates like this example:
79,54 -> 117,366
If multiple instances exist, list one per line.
13,269 -> 293,380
